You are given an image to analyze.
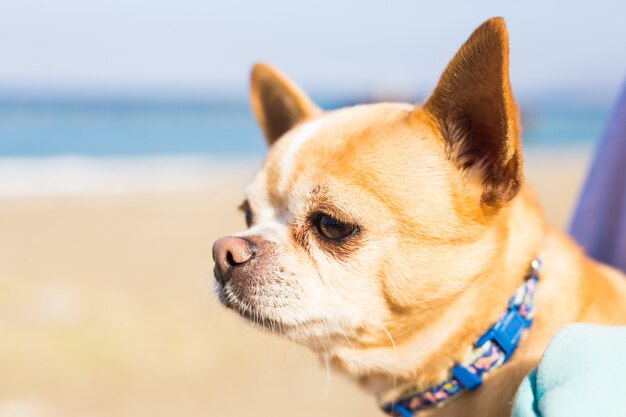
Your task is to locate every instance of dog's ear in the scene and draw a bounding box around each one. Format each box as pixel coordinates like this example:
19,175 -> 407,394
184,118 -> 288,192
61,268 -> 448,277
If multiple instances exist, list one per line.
250,63 -> 321,146
423,17 -> 522,207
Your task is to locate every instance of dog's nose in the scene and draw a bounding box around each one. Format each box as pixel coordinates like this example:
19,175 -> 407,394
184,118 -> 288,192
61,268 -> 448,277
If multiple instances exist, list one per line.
212,236 -> 255,285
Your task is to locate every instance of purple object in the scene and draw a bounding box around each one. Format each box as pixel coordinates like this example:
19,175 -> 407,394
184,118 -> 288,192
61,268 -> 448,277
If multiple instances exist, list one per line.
570,83 -> 626,273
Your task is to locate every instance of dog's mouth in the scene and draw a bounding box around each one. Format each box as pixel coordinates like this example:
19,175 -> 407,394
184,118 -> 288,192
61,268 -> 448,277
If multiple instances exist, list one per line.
215,281 -> 327,337
215,282 -> 291,332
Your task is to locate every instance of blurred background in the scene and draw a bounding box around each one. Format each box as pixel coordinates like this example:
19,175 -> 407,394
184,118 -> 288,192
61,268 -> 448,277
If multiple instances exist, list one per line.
1,1 -> 625,417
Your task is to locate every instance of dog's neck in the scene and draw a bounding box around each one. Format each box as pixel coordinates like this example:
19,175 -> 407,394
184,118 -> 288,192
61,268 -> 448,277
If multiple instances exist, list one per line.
330,262 -> 536,402
326,186 -> 547,412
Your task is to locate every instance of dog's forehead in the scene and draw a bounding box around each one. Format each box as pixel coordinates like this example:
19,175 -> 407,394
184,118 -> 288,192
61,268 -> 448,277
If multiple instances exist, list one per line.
254,102 -> 443,195
259,103 -> 443,192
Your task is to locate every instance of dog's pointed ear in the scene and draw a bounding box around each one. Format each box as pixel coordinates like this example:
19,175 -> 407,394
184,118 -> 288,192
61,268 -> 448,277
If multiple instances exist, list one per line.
250,63 -> 321,146
423,17 -> 522,207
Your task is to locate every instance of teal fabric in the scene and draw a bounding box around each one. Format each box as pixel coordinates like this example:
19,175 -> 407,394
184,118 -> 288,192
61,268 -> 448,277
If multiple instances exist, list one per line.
512,324 -> 626,417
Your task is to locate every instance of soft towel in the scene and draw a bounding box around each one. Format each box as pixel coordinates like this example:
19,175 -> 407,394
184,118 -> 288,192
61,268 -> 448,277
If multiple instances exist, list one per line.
512,323 -> 626,417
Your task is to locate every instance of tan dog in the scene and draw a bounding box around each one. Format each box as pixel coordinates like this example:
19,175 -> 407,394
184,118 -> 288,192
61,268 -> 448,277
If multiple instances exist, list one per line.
213,17 -> 626,417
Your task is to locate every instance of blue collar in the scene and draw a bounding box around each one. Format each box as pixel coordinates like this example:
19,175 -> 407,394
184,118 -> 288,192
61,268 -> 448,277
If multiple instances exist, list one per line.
382,258 -> 541,417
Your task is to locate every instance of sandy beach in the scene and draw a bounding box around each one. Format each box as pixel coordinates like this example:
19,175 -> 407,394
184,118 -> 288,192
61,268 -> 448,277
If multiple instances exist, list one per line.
0,147 -> 592,417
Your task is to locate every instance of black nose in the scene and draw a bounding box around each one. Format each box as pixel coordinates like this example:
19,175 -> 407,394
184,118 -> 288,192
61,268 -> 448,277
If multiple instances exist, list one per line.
212,236 -> 255,285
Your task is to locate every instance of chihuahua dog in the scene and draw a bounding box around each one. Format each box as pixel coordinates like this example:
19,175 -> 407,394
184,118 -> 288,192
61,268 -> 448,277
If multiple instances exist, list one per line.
213,17 -> 626,417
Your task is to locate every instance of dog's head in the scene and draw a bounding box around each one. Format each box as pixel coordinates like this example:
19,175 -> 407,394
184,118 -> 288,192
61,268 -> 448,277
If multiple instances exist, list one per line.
213,18 -> 539,381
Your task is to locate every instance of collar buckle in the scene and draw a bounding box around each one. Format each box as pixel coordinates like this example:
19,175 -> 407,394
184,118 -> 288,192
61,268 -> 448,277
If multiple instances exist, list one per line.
476,308 -> 528,358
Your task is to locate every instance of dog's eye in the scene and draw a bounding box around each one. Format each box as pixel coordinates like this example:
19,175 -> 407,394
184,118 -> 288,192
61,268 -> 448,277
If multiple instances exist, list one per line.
316,214 -> 357,240
244,209 -> 253,228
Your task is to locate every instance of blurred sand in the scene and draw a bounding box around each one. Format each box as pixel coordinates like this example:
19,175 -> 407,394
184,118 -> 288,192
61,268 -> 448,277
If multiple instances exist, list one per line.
0,148 -> 592,417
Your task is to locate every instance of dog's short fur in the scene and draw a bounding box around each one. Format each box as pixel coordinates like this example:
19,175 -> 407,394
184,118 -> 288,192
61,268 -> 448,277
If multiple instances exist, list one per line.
213,17 -> 626,417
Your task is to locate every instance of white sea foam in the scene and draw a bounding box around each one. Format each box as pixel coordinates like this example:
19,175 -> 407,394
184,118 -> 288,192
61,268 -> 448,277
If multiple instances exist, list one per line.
0,155 -> 260,197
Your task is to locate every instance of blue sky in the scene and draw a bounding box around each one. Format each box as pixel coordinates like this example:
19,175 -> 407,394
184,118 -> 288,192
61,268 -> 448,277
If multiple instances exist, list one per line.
2,1 -> 626,101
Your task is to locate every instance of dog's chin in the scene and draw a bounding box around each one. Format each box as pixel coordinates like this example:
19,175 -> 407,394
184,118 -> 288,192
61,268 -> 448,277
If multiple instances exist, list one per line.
214,282 -> 335,343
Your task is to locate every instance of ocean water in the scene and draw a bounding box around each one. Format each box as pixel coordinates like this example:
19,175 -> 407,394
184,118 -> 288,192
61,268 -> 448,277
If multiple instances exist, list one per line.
0,99 -> 264,157
0,98 -> 612,157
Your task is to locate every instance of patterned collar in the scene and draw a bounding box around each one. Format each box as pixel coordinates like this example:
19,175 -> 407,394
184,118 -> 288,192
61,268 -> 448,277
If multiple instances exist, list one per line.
381,258 -> 541,417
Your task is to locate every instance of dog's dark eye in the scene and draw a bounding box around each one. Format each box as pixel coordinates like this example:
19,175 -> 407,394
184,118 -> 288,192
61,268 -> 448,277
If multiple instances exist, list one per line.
316,214 -> 357,240
244,209 -> 253,228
